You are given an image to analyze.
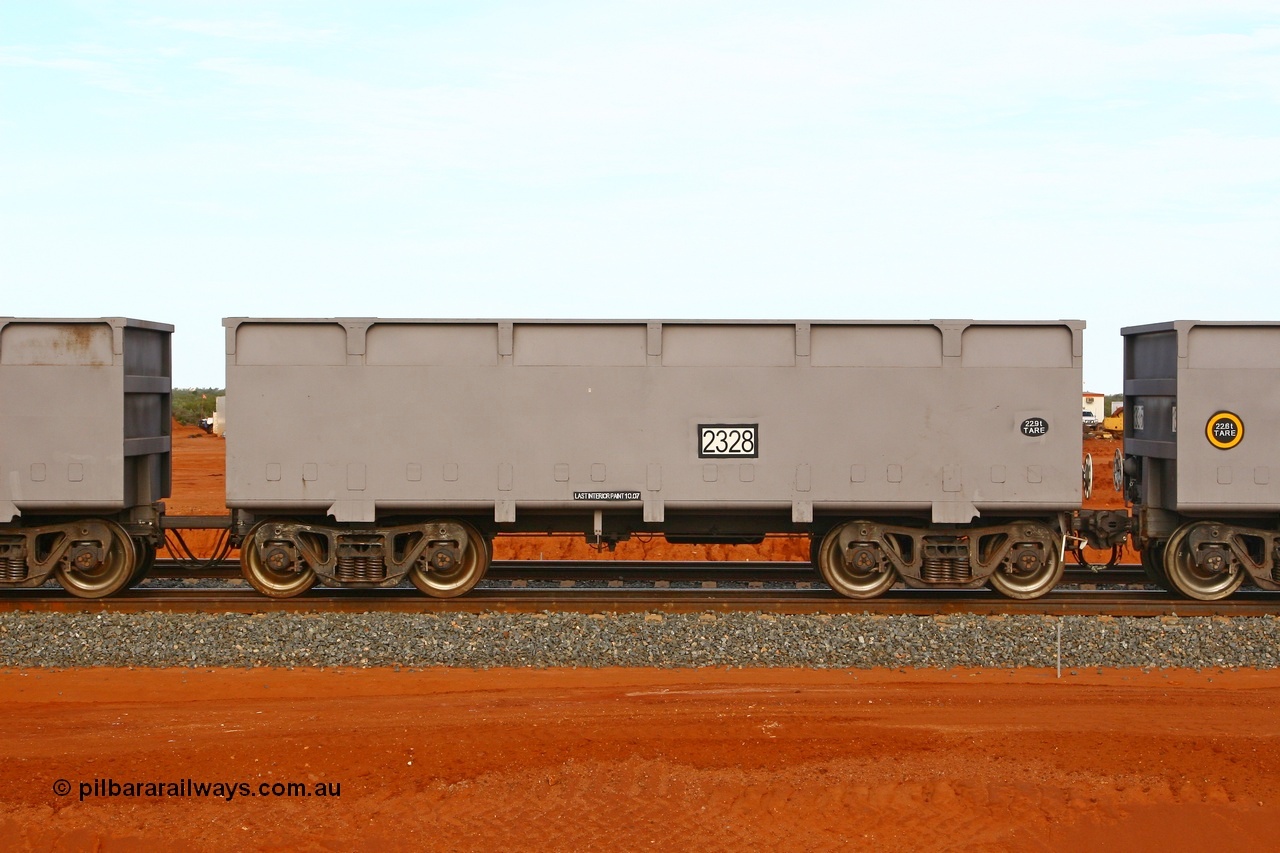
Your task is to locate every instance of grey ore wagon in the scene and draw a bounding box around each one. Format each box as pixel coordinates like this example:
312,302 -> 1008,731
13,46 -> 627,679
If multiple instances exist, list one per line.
1122,320 -> 1280,599
0,317 -> 172,597
224,318 -> 1085,599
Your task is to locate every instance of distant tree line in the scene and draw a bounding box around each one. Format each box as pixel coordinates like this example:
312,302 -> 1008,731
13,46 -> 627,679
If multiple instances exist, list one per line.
172,388 -> 223,425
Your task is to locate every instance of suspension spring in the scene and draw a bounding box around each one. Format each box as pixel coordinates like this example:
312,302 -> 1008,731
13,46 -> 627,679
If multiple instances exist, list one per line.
921,555 -> 970,583
0,556 -> 26,583
336,553 -> 386,583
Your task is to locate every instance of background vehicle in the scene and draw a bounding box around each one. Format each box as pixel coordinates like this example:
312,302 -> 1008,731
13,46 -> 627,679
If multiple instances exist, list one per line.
1102,407 -> 1124,435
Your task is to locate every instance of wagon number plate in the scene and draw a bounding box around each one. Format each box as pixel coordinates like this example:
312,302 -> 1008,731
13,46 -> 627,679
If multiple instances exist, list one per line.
698,424 -> 758,458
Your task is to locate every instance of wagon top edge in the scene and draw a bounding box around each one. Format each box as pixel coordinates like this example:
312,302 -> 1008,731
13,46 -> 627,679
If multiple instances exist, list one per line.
1121,320 -> 1280,337
223,317 -> 1086,329
0,317 -> 174,333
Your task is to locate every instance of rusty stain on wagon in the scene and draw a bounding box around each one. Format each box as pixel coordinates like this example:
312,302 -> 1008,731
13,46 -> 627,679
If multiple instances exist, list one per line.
0,322 -> 113,366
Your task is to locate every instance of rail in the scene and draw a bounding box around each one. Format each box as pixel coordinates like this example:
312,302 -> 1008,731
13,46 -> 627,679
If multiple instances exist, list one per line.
4,583 -> 1277,617
144,558 -> 1148,585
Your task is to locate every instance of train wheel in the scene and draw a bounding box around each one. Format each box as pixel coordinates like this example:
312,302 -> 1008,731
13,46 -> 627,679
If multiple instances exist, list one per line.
56,520 -> 137,599
129,537 -> 157,587
988,524 -> 1063,600
1163,523 -> 1244,601
410,520 -> 490,598
1140,540 -> 1168,589
815,523 -> 897,599
240,521 -> 317,598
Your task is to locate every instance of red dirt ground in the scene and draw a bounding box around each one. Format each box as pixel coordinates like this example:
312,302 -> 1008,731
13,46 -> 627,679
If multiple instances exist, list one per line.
8,429 -> 1257,851
2,667 -> 1279,852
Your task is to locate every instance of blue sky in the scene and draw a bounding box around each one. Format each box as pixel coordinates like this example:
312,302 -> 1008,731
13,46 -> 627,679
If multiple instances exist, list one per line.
3,1 -> 1278,389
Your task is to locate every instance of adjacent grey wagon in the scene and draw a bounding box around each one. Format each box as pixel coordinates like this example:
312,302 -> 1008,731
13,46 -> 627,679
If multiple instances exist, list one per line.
0,317 -> 172,597
1122,321 -> 1280,600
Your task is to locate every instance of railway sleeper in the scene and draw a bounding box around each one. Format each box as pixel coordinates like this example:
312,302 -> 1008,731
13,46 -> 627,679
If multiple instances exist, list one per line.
816,518 -> 1064,601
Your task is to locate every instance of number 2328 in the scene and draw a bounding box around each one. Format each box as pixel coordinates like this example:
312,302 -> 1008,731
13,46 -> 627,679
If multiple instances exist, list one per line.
699,425 -> 757,458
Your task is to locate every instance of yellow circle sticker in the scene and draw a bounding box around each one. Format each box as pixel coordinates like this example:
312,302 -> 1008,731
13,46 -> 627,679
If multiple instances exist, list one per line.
1206,411 -> 1244,449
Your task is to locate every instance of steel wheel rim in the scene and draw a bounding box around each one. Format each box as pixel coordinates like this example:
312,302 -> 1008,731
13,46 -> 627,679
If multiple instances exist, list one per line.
988,524 -> 1063,600
129,538 -> 156,587
240,521 -> 316,598
410,520 -> 490,598
1163,523 -> 1243,601
57,520 -> 137,599
816,524 -> 897,599
1140,540 -> 1168,588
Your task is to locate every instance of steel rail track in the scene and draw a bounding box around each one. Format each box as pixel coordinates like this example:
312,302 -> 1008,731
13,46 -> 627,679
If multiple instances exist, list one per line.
4,586 -> 1278,616
146,558 -> 1147,586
